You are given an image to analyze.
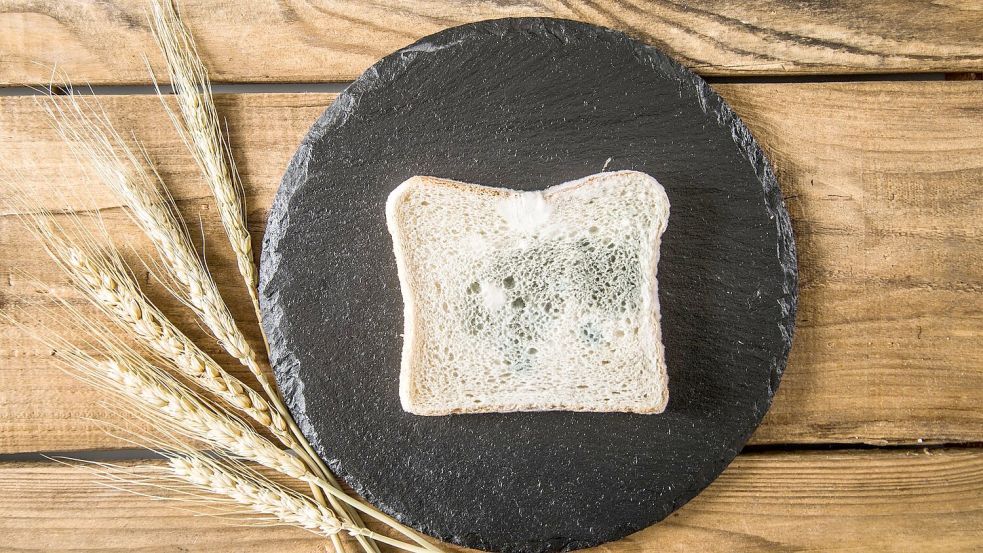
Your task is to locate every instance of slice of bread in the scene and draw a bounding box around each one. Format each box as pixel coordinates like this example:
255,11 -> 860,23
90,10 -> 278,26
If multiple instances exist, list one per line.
386,170 -> 670,415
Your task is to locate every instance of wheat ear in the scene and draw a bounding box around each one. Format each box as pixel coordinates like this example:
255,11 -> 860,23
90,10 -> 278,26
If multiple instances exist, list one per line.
16,207 -> 294,447
88,356 -> 307,479
167,454 -> 435,553
15,302 -> 301,479
169,454 -> 342,536
69,451 -> 434,553
148,0 -> 259,315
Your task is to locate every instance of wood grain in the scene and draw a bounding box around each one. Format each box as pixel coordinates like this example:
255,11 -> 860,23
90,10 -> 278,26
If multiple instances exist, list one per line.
1,0 -> 981,86
1,448 -> 981,551
733,81 -> 983,445
0,82 -> 980,454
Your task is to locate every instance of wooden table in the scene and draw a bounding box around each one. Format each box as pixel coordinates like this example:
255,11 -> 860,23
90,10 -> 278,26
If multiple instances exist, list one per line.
0,2 -> 981,551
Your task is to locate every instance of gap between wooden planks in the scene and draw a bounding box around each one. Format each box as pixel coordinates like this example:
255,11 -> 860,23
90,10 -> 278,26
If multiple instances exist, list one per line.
0,81 -> 980,454
0,448 -> 981,552
0,0 -> 982,85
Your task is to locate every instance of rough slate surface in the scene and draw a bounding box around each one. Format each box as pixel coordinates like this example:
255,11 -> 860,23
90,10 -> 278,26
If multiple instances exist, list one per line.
260,18 -> 797,553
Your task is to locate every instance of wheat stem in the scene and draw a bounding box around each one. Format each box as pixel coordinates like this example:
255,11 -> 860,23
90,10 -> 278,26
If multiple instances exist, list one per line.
98,356 -> 307,479
169,454 -> 342,537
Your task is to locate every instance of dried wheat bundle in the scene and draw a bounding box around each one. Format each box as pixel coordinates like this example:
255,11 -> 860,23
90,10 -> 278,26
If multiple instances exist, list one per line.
40,87 -> 340,508
144,2 -> 397,550
37,89 -> 441,553
169,454 -> 342,536
3,2 -> 450,550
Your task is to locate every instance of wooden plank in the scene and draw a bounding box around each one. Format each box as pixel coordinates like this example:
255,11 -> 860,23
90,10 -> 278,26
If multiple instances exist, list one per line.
0,82 -> 980,453
1,0 -> 982,86
730,81 -> 983,444
1,448 -> 981,551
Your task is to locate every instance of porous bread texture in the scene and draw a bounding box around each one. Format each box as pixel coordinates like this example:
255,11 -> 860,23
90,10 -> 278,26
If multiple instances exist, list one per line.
386,170 -> 670,415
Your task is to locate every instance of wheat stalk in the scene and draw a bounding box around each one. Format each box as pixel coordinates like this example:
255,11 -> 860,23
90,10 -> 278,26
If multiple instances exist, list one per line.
168,455 -> 437,553
61,453 -> 343,535
2,304 -> 300,478
9,299 -> 307,483
148,0 -> 259,316
8,302 -> 297,479
87,355 -> 307,480
169,454 -> 342,536
14,207 -> 295,447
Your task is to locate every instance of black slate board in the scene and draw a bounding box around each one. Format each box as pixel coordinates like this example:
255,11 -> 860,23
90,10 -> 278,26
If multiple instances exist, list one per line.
261,18 -> 797,553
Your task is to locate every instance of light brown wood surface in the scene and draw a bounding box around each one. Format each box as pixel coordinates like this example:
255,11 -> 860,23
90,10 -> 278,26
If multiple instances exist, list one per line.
2,448 -> 981,552
1,0 -> 982,86
1,83 -> 981,454
1,3 -> 982,550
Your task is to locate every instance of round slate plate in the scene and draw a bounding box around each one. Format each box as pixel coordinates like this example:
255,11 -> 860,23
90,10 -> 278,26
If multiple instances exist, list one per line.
261,18 -> 797,553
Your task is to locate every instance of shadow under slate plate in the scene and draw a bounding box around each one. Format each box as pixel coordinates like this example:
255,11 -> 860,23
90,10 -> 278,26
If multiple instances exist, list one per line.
260,18 -> 797,553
